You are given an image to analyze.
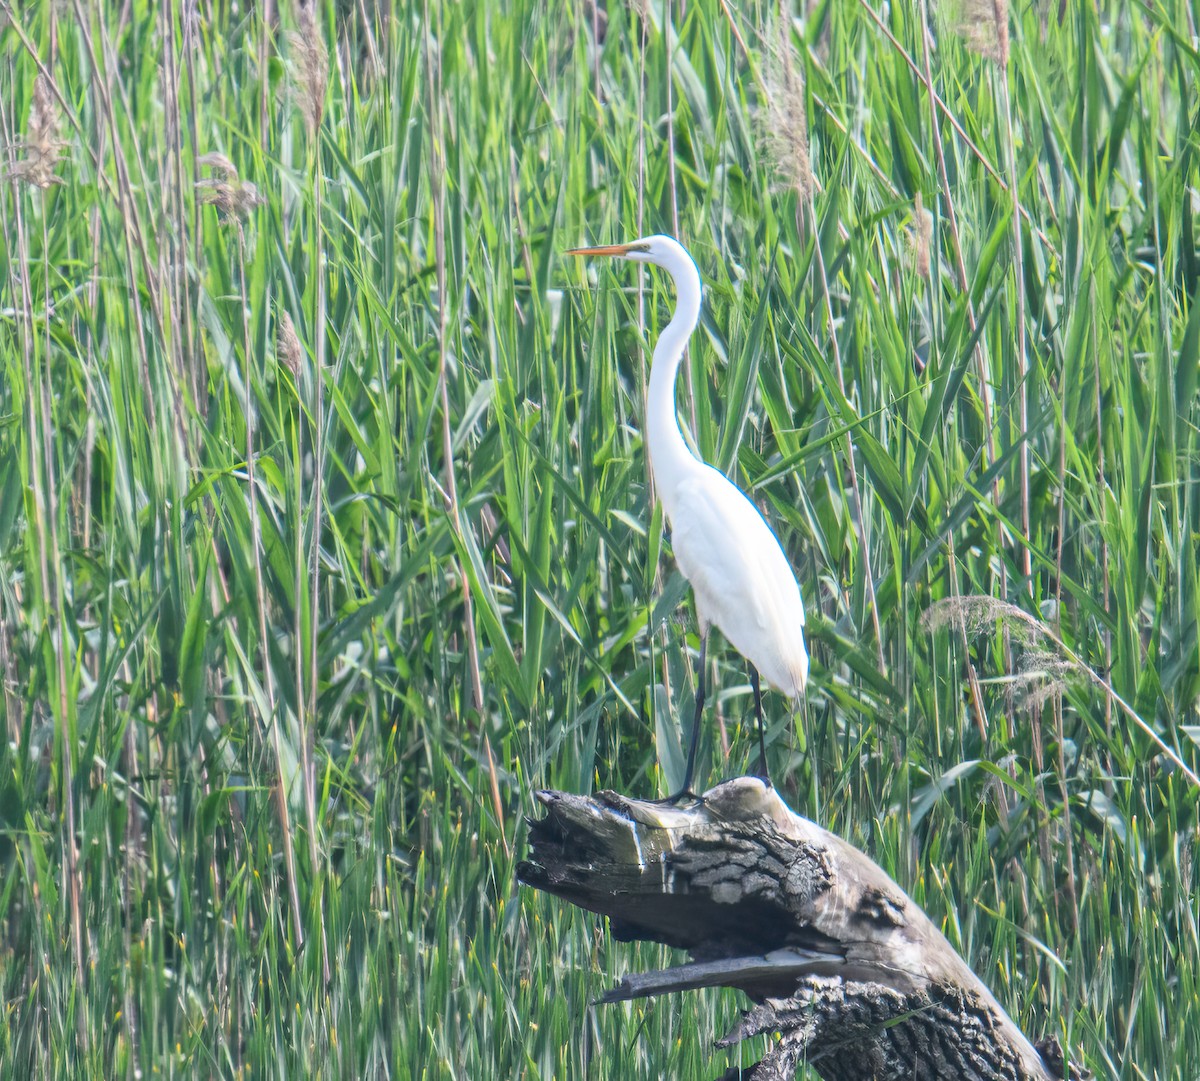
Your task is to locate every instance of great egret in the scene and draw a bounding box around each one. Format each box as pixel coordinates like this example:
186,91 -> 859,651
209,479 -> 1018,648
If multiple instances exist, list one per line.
568,235 -> 808,799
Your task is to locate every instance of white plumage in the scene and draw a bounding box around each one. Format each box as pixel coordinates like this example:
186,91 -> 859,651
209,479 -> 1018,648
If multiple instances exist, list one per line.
569,234 -> 808,797
667,468 -> 808,697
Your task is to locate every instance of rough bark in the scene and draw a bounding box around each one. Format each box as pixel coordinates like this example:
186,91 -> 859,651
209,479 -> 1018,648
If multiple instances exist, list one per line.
518,778 -> 1088,1081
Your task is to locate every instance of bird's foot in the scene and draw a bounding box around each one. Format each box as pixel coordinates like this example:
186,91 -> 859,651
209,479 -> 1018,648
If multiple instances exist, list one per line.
653,787 -> 704,807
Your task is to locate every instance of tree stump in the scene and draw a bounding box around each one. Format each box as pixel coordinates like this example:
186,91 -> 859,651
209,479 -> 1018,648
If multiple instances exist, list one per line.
517,777 -> 1086,1081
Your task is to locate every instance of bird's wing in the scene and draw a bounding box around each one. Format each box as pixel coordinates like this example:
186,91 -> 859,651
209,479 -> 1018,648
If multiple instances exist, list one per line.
666,467 -> 807,691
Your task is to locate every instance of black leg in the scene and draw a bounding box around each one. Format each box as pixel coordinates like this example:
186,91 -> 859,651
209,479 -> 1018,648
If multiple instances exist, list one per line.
665,630 -> 707,803
750,664 -> 771,786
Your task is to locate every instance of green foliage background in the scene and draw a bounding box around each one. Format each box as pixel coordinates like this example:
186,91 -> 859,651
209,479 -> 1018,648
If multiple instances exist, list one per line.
1,0 -> 1198,1077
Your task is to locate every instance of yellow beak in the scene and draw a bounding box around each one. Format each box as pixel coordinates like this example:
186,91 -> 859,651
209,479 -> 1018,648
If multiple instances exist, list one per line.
566,242 -> 639,257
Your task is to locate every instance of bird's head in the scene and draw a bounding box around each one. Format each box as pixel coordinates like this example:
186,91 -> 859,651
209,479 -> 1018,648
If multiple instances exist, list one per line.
567,234 -> 691,270
564,233 -> 700,295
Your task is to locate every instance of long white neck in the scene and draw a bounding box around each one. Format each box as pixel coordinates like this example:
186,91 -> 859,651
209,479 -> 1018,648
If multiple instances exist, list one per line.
645,242 -> 703,494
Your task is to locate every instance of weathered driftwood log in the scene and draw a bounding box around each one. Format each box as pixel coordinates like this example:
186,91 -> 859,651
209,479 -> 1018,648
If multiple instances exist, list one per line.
518,778 -> 1086,1081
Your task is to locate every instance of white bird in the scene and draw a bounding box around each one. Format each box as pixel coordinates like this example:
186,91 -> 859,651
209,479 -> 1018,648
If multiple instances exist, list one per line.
568,235 -> 808,799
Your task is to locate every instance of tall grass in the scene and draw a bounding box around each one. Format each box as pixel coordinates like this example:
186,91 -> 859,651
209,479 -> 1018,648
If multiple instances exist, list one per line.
0,1 -> 1197,1077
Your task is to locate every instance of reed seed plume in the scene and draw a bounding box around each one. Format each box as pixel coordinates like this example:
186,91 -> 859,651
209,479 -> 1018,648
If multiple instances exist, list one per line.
761,5 -> 812,199
278,310 -> 304,377
289,0 -> 328,136
923,596 -> 1076,710
7,75 -> 65,189
1007,647 -> 1074,713
950,0 -> 1010,66
922,595 -> 1054,649
911,193 -> 933,280
196,152 -> 264,221
198,151 -> 237,178
924,595 -> 1199,785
